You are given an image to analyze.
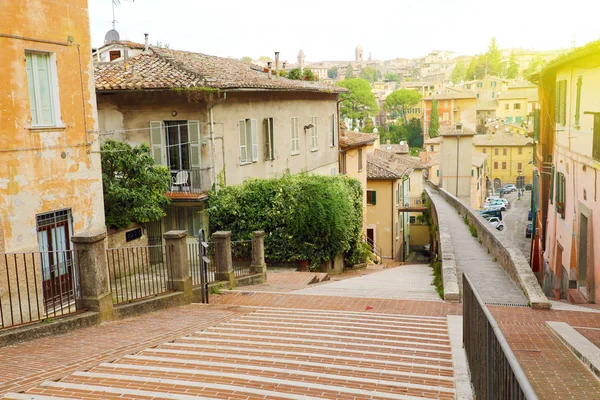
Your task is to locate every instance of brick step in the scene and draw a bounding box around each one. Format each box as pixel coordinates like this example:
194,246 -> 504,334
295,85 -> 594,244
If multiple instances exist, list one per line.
265,271 -> 329,286
568,288 -> 588,304
251,307 -> 448,323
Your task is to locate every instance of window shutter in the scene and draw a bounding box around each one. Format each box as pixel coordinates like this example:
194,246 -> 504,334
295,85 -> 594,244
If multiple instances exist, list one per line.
269,118 -> 275,159
331,114 -> 336,146
35,54 -> 54,126
251,119 -> 258,162
188,120 -> 201,169
264,119 -> 271,160
549,165 -> 554,204
149,121 -> 164,165
25,53 -> 38,125
371,190 -> 377,205
533,108 -> 540,141
575,76 -> 582,127
593,114 -> 600,162
239,119 -> 247,162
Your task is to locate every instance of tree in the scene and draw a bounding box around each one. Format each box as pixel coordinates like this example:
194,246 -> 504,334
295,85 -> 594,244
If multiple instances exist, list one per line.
380,123 -> 407,144
287,68 -> 302,80
451,59 -> 466,84
485,37 -> 502,77
327,66 -> 338,79
465,57 -> 477,81
101,140 -> 171,230
303,68 -> 316,81
337,78 -> 379,126
506,53 -> 519,79
359,66 -> 378,83
523,56 -> 545,78
473,54 -> 487,79
384,89 -> 423,124
240,56 -> 252,63
428,99 -> 440,138
406,118 -> 424,148
345,63 -> 354,79
383,72 -> 400,82
258,55 -> 272,63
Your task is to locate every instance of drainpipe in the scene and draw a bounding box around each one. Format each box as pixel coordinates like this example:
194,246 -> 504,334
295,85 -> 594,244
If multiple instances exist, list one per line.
456,134 -> 460,197
208,92 -> 227,193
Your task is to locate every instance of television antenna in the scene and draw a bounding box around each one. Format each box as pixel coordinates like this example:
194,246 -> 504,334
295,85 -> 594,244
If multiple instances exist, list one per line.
111,0 -> 134,31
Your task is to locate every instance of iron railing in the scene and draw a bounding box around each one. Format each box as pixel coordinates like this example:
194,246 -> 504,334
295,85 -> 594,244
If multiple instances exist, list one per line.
188,241 -> 216,286
106,245 -> 173,304
231,240 -> 253,278
363,235 -> 382,263
398,195 -> 427,209
1,250 -> 83,330
169,168 -> 202,194
463,273 -> 539,400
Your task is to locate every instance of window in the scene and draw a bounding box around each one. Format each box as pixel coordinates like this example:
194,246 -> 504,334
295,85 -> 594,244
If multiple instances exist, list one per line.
430,145 -> 434,151
329,113 -> 336,147
264,117 -> 275,161
518,147 -> 522,155
442,112 -> 449,121
508,116 -> 514,123
471,169 -> 474,176
503,148 -> 507,156
502,162 -> 507,170
492,92 -> 495,99
476,94 -> 480,99
518,162 -> 523,171
477,82 -> 483,88
310,116 -> 318,150
482,148 -> 487,154
25,52 -> 59,126
340,152 -> 347,174
358,148 -> 363,171
366,190 -> 376,205
238,118 -> 258,163
165,206 -> 203,236
505,104 -> 509,110
494,161 -> 498,169
555,79 -> 567,125
491,81 -> 497,87
444,101 -> 449,108
109,50 -> 121,61
494,148 -> 499,156
409,216 -> 416,224
514,103 -> 521,110
555,172 -> 566,219
436,169 -> 439,177
593,113 -> 600,162
516,116 -> 522,124
291,117 -> 300,154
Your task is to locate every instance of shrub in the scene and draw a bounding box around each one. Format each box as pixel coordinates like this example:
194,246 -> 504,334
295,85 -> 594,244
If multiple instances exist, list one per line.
207,173 -> 363,270
430,261 -> 444,298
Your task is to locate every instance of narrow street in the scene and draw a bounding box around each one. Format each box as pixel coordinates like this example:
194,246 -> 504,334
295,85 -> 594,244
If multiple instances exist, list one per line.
499,190 -> 532,260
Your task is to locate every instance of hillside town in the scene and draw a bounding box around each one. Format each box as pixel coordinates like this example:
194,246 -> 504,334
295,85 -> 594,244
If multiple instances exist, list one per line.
0,1 -> 599,399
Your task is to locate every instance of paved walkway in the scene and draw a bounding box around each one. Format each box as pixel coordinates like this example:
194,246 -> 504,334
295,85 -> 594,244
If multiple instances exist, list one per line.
429,191 -> 527,306
294,264 -> 441,301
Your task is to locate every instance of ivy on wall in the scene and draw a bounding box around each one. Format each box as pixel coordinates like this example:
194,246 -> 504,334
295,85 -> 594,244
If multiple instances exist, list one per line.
207,173 -> 364,270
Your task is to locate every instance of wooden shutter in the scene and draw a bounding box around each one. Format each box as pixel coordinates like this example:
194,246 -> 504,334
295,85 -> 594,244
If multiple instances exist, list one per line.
251,119 -> 258,162
372,190 -> 377,205
25,53 -> 38,125
188,120 -> 201,169
149,121 -> 164,165
269,118 -> 275,159
575,76 -> 582,127
331,114 -> 336,146
264,119 -> 271,160
35,54 -> 54,126
239,119 -> 247,162
593,114 -> 600,162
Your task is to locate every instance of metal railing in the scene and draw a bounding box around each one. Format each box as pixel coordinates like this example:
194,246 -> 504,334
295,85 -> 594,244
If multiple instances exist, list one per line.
463,273 -> 539,400
231,240 -> 253,278
188,241 -> 217,286
1,250 -> 83,330
169,168 -> 202,194
106,245 -> 173,304
363,235 -> 382,263
398,195 -> 427,209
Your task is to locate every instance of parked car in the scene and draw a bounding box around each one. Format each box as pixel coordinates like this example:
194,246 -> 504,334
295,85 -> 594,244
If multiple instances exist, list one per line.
528,210 -> 532,221
480,209 -> 503,220
525,184 -> 533,191
525,223 -> 533,238
503,184 -> 517,193
484,201 -> 506,211
482,204 -> 504,212
486,198 -> 510,209
487,217 -> 505,231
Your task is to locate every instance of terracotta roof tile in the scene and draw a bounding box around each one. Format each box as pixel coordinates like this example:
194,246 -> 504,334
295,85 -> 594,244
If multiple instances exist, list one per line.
95,47 -> 347,93
339,130 -> 378,150
380,142 -> 409,154
473,131 -> 534,146
367,155 -> 404,180
438,125 -> 476,136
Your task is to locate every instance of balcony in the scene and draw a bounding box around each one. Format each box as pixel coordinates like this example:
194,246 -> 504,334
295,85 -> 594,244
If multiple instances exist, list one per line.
398,195 -> 427,211
166,168 -> 206,200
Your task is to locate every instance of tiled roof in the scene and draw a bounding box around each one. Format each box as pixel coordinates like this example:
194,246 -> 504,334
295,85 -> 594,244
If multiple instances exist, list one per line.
100,40 -> 146,50
367,154 -> 405,180
95,47 -> 347,93
472,151 -> 489,167
339,130 -> 378,150
380,142 -> 409,154
424,136 -> 442,144
424,87 -> 476,100
374,149 -> 425,170
473,131 -> 534,146
438,125 -> 476,136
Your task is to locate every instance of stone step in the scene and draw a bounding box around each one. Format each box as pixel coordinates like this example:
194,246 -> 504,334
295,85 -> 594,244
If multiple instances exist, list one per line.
568,288 -> 588,304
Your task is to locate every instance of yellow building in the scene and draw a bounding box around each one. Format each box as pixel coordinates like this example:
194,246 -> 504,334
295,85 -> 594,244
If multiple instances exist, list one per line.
339,131 -> 379,234
473,131 -> 534,189
0,0 -> 105,254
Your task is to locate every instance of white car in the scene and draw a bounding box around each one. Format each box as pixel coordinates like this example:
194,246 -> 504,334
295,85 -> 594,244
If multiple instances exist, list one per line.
482,204 -> 503,212
487,217 -> 505,231
484,201 -> 506,211
485,198 -> 510,209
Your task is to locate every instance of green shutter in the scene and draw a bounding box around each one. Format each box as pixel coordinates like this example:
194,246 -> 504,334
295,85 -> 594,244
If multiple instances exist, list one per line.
575,76 -> 582,127
372,190 -> 377,205
188,120 -> 201,169
149,121 -> 164,165
549,165 -> 554,204
250,119 -> 258,162
593,114 -> 600,162
264,118 -> 271,160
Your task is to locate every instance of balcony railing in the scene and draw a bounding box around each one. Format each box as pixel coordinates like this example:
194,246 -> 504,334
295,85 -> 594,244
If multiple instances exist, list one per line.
169,168 -> 202,194
398,195 -> 427,210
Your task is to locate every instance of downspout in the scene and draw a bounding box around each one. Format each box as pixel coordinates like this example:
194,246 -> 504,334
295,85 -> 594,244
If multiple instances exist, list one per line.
208,92 -> 227,193
456,135 -> 460,196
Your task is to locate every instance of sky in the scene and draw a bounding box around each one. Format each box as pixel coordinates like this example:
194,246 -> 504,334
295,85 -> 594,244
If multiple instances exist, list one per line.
89,0 -> 600,62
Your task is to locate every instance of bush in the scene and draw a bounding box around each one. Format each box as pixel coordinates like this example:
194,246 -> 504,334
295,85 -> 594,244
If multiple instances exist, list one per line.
207,173 -> 363,270
430,261 -> 444,298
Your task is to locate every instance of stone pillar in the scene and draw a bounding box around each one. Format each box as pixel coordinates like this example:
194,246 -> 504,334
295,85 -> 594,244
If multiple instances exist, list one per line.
251,231 -> 267,283
213,231 -> 235,287
163,230 -> 192,298
71,230 -> 113,321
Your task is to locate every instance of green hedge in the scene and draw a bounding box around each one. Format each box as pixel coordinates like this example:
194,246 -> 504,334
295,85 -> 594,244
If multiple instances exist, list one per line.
207,173 -> 363,270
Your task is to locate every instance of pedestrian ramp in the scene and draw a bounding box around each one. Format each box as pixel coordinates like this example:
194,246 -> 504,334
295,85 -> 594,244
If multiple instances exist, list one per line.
4,307 -> 455,400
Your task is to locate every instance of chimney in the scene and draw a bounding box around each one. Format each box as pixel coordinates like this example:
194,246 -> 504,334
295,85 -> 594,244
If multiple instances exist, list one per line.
124,44 -> 129,71
274,52 -> 280,79
267,62 -> 272,79
144,33 -> 149,51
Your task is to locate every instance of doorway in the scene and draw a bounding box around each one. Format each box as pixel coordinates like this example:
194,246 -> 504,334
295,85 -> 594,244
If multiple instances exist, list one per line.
578,214 -> 588,296
366,228 -> 375,252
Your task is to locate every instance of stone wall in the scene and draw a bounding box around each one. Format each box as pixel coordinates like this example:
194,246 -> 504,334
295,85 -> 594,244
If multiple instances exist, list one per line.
434,186 -> 550,309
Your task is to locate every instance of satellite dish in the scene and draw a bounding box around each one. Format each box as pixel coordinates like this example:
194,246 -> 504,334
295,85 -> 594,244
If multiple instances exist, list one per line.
104,29 -> 120,43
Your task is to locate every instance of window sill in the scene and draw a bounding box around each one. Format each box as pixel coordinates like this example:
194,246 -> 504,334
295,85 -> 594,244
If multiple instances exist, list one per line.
239,161 -> 252,166
311,148 -> 319,153
28,125 -> 67,132
291,151 -> 300,156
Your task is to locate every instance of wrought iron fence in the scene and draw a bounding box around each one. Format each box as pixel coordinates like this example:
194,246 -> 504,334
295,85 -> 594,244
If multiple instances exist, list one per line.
188,241 -> 216,286
1,250 -> 83,330
463,273 -> 539,400
399,195 -> 427,209
106,245 -> 173,304
231,240 -> 252,278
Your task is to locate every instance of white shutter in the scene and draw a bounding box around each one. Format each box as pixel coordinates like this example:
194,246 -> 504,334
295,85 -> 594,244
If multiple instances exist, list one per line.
330,113 -> 336,146
25,53 -> 38,125
239,119 -> 247,162
251,119 -> 258,162
188,120 -> 201,168
35,54 -> 54,126
269,118 -> 275,159
149,121 -> 164,165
